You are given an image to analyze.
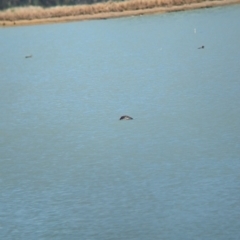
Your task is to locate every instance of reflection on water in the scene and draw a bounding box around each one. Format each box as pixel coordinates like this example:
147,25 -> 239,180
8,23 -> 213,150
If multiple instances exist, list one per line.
1,5 -> 240,240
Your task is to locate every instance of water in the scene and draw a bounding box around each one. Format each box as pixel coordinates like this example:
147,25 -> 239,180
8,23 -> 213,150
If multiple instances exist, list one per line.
1,5 -> 240,239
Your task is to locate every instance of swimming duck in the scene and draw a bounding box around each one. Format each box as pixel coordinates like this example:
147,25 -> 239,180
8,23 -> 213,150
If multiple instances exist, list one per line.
119,115 -> 133,120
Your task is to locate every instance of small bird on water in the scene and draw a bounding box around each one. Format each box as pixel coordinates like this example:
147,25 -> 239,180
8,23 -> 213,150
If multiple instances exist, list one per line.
25,55 -> 32,58
198,46 -> 204,49
119,115 -> 133,120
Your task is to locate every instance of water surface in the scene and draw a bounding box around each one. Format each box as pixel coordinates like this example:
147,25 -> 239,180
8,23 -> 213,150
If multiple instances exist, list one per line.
1,5 -> 240,240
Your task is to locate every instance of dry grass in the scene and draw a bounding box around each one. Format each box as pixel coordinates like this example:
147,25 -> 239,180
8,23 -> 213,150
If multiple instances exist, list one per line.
0,0 -> 209,21
0,0 -> 239,24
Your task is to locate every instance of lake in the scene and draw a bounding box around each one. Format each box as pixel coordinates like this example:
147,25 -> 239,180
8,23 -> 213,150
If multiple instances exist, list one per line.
0,4 -> 240,239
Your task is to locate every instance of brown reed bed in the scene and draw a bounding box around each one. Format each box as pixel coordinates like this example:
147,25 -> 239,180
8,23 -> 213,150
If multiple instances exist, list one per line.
0,0 -> 239,26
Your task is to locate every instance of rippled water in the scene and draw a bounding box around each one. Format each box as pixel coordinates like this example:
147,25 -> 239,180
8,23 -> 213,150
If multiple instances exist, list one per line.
1,5 -> 240,239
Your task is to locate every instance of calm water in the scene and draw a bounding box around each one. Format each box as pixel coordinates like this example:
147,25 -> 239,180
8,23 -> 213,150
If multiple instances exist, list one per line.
1,5 -> 240,239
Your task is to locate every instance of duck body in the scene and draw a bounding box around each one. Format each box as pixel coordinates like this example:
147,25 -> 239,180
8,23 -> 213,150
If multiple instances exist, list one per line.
119,115 -> 133,120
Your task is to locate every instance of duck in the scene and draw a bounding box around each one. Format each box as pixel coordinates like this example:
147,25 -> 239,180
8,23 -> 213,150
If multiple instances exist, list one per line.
198,46 -> 204,49
25,55 -> 32,58
119,115 -> 133,120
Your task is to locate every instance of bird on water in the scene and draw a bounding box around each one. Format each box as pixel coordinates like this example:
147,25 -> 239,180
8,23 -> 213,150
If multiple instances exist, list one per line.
119,115 -> 133,120
198,46 -> 204,49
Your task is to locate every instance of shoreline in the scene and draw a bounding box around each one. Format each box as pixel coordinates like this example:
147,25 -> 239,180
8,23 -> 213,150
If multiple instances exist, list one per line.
1,0 -> 240,27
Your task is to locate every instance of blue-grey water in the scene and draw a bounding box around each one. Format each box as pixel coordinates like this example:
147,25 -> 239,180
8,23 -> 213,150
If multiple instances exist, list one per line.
1,5 -> 240,239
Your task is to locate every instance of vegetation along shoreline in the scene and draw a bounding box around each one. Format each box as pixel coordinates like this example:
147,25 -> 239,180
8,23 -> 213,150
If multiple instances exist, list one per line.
1,0 -> 240,27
